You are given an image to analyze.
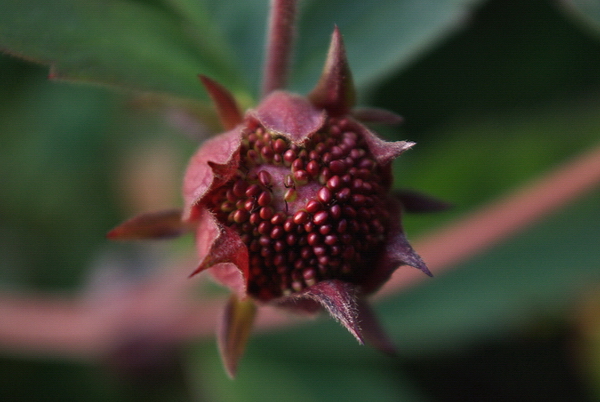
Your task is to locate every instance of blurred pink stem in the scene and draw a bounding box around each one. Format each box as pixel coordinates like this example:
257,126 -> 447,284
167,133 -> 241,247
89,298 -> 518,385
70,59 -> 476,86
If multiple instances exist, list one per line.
1,143 -> 600,359
262,0 -> 297,96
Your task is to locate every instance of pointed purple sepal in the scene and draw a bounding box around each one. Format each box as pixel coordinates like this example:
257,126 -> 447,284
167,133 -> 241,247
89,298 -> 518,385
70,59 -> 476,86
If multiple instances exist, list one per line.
217,294 -> 257,378
362,200 -> 431,294
386,228 -> 431,277
352,107 -> 404,125
308,26 -> 356,116
394,189 -> 453,213
294,279 -> 363,344
182,129 -> 242,221
199,75 -> 243,130
190,208 -> 249,298
107,209 -> 190,240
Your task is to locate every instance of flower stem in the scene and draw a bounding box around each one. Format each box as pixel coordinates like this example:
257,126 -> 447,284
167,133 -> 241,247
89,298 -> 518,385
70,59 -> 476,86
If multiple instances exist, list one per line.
262,0 -> 297,96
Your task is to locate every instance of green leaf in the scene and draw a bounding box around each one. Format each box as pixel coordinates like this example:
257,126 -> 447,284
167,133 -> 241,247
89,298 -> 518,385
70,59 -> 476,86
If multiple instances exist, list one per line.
379,187 -> 600,355
291,0 -> 488,94
0,0 -> 244,100
198,0 -> 270,99
190,338 -> 429,401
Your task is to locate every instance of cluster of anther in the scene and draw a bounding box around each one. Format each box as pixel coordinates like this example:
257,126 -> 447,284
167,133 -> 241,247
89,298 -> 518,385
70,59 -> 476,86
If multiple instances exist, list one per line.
206,117 -> 391,301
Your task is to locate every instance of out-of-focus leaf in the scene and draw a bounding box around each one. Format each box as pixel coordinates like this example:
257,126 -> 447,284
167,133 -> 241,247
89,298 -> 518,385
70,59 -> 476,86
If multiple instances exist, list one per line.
291,0 -> 487,94
0,60 -> 196,289
0,0 -> 489,101
560,0 -> 600,37
198,0 -> 269,99
0,0 -> 244,100
379,187 -> 600,355
394,102 -> 600,236
190,338 -> 428,401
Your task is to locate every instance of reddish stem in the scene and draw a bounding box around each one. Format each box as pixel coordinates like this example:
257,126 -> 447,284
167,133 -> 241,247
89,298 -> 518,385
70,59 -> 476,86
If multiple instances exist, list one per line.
1,144 -> 600,359
261,0 -> 297,96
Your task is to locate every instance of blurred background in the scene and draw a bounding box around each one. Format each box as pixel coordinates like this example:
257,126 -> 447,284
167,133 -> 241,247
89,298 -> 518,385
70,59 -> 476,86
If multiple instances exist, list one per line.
1,0 -> 600,400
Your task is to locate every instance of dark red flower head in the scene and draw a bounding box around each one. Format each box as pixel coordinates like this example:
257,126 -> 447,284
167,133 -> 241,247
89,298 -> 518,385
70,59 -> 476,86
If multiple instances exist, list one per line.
109,27 -> 432,378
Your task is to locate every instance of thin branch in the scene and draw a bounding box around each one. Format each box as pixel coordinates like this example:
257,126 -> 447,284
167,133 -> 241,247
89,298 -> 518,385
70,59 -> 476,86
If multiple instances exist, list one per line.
261,0 -> 298,96
1,144 -> 600,359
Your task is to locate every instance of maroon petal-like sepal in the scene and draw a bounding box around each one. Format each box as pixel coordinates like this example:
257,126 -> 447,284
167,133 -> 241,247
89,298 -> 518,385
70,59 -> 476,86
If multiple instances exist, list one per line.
308,26 -> 356,116
199,75 -> 243,130
294,279 -> 364,344
183,129 -> 242,221
217,294 -> 257,378
248,91 -> 326,143
387,230 -> 431,276
190,208 -> 249,298
107,209 -> 190,240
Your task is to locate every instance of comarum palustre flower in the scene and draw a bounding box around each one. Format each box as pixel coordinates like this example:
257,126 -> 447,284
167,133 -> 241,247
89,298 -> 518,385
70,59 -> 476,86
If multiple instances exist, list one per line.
109,26 -> 435,378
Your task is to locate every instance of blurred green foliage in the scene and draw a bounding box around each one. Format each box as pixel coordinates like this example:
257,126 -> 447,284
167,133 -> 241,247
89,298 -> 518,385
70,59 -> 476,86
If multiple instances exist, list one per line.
1,0 -> 600,400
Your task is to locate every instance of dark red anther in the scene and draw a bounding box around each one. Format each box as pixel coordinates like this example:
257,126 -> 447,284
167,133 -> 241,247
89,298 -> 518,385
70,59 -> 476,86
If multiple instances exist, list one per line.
257,190 -> 272,206
293,210 -> 310,224
307,232 -> 320,246
329,159 -> 347,174
292,158 -> 304,171
336,187 -> 351,202
317,186 -> 333,204
258,170 -> 272,187
259,206 -> 274,220
283,149 -> 296,165
302,268 -> 316,281
330,204 -> 342,220
306,160 -> 320,176
313,210 -> 329,225
303,221 -> 315,232
305,199 -> 322,214
258,221 -> 272,235
271,212 -> 286,226
244,198 -> 256,211
258,235 -> 271,247
319,224 -> 332,235
284,174 -> 295,188
270,225 -> 284,239
331,145 -> 344,159
283,218 -> 295,232
293,169 -> 309,184
233,209 -> 249,223
245,183 -> 262,198
261,145 -> 274,161
313,246 -> 327,256
274,240 -> 286,253
232,180 -> 249,197
273,138 -> 287,153
351,193 -> 366,206
249,212 -> 261,225
300,247 -> 313,260
286,233 -> 297,246
326,175 -> 342,191
324,234 -> 338,246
